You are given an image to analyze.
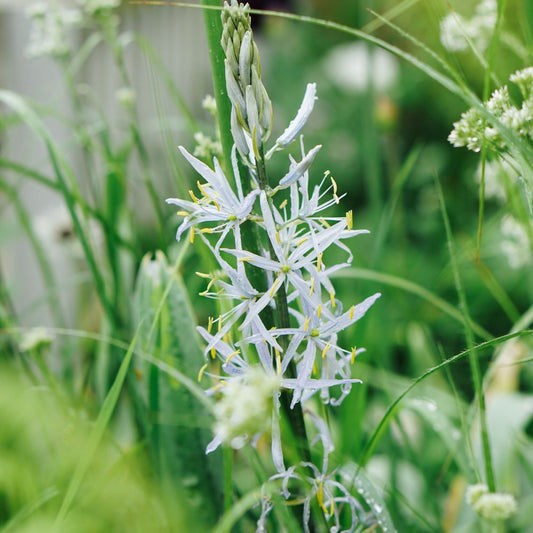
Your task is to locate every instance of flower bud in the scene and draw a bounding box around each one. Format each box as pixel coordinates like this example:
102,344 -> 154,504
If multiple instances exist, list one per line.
221,1 -> 272,162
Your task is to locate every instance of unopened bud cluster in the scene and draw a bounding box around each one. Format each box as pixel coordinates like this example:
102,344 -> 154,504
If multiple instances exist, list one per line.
449,67 -> 533,153
466,484 -> 518,523
221,0 -> 272,162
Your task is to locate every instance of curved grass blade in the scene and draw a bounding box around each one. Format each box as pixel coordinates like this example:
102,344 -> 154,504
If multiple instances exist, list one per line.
0,90 -> 119,329
360,329 -> 532,466
54,321 -> 144,526
332,268 -> 492,341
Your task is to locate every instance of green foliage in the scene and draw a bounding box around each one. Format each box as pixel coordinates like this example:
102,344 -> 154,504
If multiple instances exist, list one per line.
134,251 -> 223,527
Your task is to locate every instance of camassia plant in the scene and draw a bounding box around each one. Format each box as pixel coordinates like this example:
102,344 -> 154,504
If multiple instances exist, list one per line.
166,1 -> 381,530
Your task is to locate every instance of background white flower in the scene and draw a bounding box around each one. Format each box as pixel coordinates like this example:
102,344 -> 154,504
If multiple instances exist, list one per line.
322,42 -> 399,94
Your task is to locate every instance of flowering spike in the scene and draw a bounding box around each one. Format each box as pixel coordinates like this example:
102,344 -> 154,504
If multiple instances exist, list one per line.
167,5 -> 381,529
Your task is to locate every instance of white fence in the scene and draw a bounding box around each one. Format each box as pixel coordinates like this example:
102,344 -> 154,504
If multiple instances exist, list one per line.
0,1 -> 212,326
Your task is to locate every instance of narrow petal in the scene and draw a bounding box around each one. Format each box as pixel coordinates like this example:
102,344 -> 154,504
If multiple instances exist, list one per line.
275,83 -> 317,148
279,145 -> 322,188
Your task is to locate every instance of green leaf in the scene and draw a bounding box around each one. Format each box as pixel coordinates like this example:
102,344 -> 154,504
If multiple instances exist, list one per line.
340,462 -> 397,533
133,251 -> 223,527
55,320 -> 143,526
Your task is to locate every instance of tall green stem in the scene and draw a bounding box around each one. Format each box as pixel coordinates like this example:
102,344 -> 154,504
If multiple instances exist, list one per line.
201,0 -> 234,178
100,17 -> 167,251
437,179 -> 495,492
201,6 -> 314,529
255,154 -> 312,464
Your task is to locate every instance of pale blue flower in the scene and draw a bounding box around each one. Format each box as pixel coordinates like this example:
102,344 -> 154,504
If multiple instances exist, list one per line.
166,145 -> 259,248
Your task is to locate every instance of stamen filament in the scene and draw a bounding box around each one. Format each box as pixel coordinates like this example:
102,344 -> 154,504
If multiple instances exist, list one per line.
225,350 -> 240,363
189,190 -> 200,203
321,342 -> 331,359
197,363 -> 208,383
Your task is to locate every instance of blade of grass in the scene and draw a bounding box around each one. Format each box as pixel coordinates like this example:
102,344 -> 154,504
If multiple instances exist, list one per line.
135,34 -> 199,136
332,267 -> 492,340
362,0 -> 421,34
372,144 -> 423,266
360,329 -> 532,466
54,320 -> 144,526
475,0 -> 508,262
0,180 -> 66,326
133,2 -> 533,173
436,177 -> 495,491
0,90 -> 120,330
141,39 -> 191,197
200,0 -> 234,178
2,323 -> 212,412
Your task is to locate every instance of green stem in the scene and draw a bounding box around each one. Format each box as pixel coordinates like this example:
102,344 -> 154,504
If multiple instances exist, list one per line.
255,152 -> 312,465
60,55 -> 99,206
437,179 -> 496,492
101,17 -> 167,251
0,181 -> 66,327
201,0 -> 234,178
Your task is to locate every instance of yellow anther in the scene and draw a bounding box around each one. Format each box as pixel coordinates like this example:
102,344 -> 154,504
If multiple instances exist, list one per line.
330,291 -> 336,307
321,342 -> 331,359
279,199 -> 288,209
349,305 -> 354,320
346,210 -> 353,230
190,229 -> 195,243
197,180 -> 208,198
317,482 -> 328,513
324,170 -> 331,178
210,347 -> 216,359
275,349 -> 282,375
189,189 -> 200,203
275,231 -> 281,244
317,304 -> 322,318
309,277 -> 315,296
207,316 -> 214,333
320,218 -> 331,228
198,363 -> 208,383
238,256 -> 254,262
269,276 -> 282,297
211,381 -> 227,393
200,228 -> 214,234
218,316 -> 222,333
296,237 -> 308,247
351,346 -> 357,364
195,271 -> 211,279
225,350 -> 240,364
312,360 -> 317,376
317,253 -> 323,271
212,198 -> 221,211
303,317 -> 311,332
330,498 -> 335,515
177,210 -> 189,217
